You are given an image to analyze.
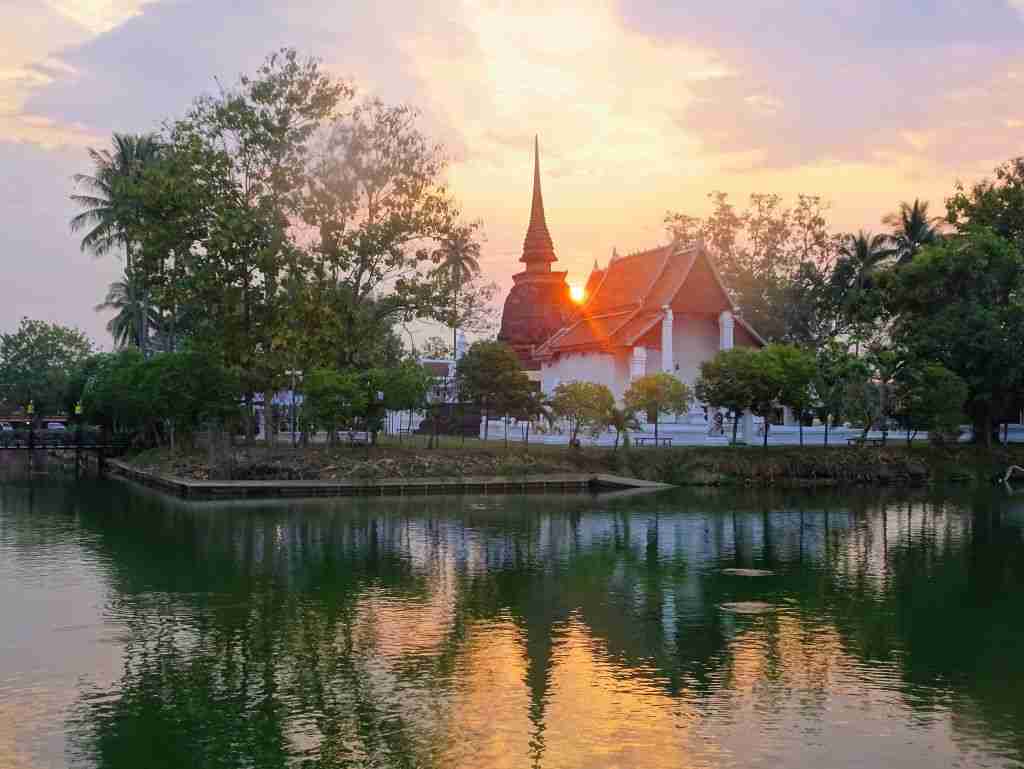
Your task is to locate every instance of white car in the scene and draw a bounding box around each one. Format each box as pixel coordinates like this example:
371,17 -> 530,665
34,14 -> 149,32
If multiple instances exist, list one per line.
0,422 -> 13,432
46,422 -> 66,431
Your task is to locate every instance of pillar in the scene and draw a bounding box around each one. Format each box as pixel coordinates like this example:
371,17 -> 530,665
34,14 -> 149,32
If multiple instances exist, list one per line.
718,310 -> 734,350
630,346 -> 647,381
661,306 -> 674,372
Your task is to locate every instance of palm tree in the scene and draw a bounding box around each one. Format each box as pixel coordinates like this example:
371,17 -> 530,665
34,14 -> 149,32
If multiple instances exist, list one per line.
95,275 -> 162,349
832,231 -> 896,348
883,199 -> 942,264
431,224 -> 481,356
71,133 -> 161,353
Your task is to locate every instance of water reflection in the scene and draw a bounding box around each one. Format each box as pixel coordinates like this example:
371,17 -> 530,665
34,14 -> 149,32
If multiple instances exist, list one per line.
0,480 -> 1022,768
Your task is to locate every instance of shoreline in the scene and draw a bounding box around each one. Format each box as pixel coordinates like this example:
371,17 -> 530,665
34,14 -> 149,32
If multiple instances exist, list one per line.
104,459 -> 673,499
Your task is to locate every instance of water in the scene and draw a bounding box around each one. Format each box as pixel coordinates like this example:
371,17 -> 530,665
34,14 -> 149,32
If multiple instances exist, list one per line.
1,474 -> 1023,769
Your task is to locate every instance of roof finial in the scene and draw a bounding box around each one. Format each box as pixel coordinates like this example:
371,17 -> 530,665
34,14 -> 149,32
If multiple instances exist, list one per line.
521,135 -> 556,267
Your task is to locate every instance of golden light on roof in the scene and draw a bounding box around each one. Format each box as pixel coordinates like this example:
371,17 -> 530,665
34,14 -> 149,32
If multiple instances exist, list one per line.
569,284 -> 586,304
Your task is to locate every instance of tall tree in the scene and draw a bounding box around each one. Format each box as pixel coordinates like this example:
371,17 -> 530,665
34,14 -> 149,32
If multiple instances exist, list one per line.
884,228 -> 1024,445
883,199 -> 942,265
301,98 -> 464,367
828,230 -> 895,345
94,274 -> 161,349
71,132 -> 161,354
430,222 -> 482,354
947,157 -> 1024,252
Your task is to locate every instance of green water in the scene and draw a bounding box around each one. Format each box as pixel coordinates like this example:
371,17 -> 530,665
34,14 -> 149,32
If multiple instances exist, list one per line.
1,475 -> 1023,769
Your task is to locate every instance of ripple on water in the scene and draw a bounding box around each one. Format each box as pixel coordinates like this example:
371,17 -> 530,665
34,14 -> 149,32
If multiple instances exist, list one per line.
720,601 -> 777,615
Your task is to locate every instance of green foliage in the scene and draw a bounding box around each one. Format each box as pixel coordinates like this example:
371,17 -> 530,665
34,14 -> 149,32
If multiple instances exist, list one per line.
695,348 -> 757,443
604,406 -> 642,450
456,341 -> 524,425
885,227 -> 1024,444
551,381 -> 615,445
0,317 -> 94,415
813,342 -> 868,445
946,157 -> 1024,252
763,344 -> 816,444
894,362 -> 968,446
623,373 -> 691,442
78,349 -> 239,445
303,369 -> 368,436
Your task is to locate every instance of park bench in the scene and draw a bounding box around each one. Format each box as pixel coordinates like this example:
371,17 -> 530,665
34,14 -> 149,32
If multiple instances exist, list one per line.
634,436 -> 673,448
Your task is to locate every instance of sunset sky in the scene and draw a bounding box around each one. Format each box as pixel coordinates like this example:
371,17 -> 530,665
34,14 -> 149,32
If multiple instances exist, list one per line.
3,0 -> 1023,346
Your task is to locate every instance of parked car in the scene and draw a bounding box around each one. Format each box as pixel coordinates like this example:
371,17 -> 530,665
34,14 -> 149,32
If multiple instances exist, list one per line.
0,421 -> 13,432
46,422 -> 66,431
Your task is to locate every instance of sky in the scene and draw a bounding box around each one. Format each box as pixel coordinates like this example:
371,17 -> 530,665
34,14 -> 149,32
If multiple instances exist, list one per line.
2,0 -> 1023,348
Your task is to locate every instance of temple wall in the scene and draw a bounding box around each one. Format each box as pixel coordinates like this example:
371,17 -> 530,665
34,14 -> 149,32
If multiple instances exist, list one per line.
670,315 -> 720,386
541,351 -> 632,400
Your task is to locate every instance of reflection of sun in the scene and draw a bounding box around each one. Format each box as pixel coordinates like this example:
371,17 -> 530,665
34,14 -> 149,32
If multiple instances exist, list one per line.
569,285 -> 586,304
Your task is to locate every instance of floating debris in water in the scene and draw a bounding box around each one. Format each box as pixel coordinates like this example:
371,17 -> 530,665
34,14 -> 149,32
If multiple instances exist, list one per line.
722,568 -> 774,577
720,601 -> 776,614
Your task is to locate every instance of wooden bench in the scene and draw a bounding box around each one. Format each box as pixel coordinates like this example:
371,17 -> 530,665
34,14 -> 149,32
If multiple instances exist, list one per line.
634,436 -> 674,448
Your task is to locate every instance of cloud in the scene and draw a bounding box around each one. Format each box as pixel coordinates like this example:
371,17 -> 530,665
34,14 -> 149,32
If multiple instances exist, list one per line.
3,0 -> 1024,344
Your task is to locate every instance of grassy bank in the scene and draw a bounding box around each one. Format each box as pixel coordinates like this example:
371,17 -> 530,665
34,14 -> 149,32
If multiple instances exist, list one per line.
122,438 -> 1024,487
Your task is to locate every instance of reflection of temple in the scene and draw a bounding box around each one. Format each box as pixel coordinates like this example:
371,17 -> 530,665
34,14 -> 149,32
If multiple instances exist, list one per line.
497,137 -> 574,373
46,482 -> 1024,769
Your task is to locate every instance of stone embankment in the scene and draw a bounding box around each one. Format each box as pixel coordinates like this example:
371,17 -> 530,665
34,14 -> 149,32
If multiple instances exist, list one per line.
109,442 -> 1024,497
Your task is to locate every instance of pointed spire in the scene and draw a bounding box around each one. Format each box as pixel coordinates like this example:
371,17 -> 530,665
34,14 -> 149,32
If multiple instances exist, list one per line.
521,135 -> 556,267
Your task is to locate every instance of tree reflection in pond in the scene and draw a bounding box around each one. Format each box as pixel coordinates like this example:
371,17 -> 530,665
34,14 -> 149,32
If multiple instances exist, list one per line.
0,481 -> 1021,768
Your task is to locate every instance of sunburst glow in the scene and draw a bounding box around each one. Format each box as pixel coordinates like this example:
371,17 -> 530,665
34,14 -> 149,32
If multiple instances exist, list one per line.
569,285 -> 586,304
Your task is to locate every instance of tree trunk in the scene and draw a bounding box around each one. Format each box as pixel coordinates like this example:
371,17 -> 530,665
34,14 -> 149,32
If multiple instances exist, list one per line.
763,419 -> 769,449
798,415 -> 804,446
731,412 -> 739,444
824,416 -> 830,446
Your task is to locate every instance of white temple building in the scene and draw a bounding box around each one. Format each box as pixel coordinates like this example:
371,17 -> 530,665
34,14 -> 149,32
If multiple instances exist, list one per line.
535,240 -> 764,400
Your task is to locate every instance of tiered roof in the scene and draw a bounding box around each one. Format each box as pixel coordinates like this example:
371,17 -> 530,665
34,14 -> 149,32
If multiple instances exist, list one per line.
536,241 -> 763,357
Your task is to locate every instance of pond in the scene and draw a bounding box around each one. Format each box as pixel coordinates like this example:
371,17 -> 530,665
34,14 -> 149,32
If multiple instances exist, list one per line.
1,474 -> 1023,768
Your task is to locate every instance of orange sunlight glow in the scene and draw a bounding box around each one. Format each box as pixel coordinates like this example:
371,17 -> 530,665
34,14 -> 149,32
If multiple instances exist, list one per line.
569,285 -> 586,304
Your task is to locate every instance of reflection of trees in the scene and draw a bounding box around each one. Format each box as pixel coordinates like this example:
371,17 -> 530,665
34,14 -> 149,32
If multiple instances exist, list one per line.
7,481 -> 1015,767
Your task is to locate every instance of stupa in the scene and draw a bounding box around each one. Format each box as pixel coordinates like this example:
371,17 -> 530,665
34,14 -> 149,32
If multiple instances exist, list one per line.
497,137 -> 574,370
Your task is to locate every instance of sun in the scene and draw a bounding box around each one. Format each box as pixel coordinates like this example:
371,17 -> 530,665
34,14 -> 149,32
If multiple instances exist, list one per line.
569,285 -> 586,304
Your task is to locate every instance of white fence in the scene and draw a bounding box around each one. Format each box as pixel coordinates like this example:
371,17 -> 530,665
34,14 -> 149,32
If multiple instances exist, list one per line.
479,418 -> 1024,447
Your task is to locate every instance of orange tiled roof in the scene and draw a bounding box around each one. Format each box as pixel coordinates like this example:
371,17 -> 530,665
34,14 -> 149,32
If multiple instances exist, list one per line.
538,241 -> 756,356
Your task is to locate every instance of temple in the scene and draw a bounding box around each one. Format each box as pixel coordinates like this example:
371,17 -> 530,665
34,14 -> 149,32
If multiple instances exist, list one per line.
497,137 -> 574,372
535,241 -> 764,400
497,136 -> 764,407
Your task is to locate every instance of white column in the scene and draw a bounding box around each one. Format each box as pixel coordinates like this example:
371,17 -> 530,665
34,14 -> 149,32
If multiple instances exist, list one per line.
661,306 -> 674,373
718,310 -> 734,350
630,346 -> 647,381
455,329 -> 467,360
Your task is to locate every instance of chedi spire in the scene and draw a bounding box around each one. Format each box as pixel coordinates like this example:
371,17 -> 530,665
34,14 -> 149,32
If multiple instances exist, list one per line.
521,135 -> 557,268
